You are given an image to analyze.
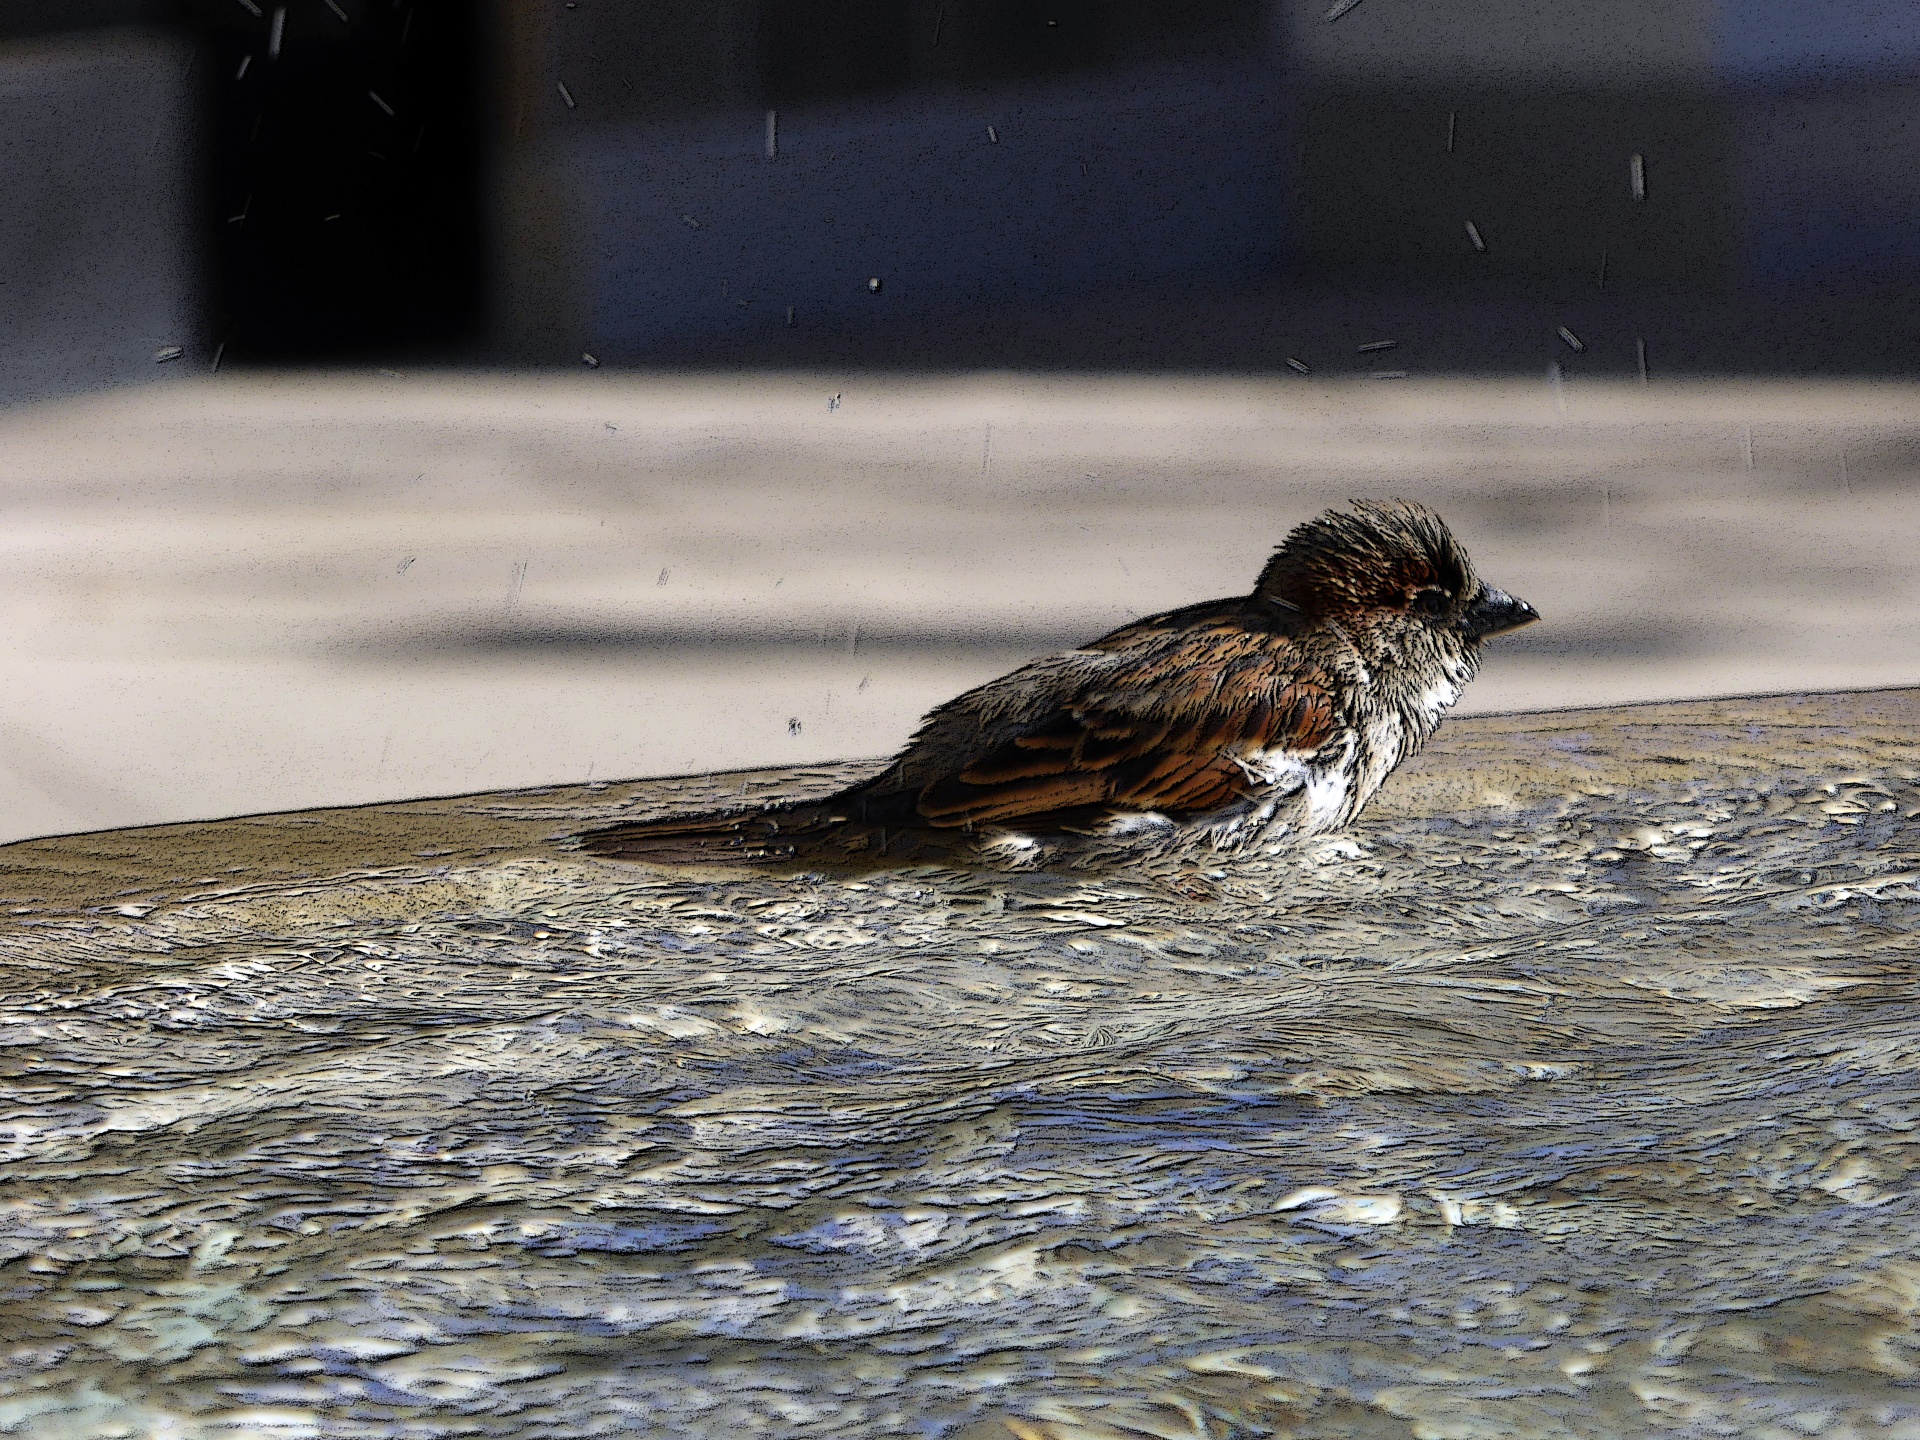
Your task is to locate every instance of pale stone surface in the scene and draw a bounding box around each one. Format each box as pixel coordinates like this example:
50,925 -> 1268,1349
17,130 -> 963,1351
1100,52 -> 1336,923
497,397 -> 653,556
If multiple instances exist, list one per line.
0,688 -> 1916,1437
2,373 -> 1919,845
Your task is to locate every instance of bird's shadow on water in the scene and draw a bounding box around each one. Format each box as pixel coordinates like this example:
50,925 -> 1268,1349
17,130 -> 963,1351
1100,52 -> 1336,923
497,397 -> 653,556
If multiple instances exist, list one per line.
568,815 -> 1216,903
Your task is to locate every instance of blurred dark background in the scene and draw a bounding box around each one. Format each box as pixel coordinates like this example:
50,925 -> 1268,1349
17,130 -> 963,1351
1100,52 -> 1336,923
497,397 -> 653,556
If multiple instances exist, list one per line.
2,0 -> 487,369
3,0 -> 1920,393
4,0 -> 1920,843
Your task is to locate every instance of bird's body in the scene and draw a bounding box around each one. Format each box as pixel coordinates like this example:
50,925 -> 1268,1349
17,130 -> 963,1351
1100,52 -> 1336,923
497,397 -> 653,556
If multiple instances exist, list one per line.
583,502 -> 1536,874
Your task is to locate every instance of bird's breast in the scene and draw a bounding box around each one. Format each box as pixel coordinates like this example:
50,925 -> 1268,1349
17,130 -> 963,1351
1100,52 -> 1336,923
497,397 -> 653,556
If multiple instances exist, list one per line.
1409,670 -> 1470,728
1234,746 -> 1355,832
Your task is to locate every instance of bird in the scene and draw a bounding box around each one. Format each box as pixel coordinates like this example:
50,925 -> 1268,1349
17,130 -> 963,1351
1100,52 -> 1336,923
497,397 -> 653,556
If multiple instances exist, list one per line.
581,501 -> 1537,875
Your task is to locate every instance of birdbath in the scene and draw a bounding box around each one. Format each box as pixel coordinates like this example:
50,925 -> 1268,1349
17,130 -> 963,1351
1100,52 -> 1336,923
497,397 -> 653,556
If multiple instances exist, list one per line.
2,688 -> 1917,1438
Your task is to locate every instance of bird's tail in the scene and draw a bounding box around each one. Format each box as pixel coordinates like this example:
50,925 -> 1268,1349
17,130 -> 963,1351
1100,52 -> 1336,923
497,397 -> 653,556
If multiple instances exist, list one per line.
579,779 -> 951,867
579,801 -> 843,865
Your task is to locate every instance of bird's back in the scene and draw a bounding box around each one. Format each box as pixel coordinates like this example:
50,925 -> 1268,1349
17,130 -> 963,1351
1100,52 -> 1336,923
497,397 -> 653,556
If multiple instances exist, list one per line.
852,595 -> 1341,833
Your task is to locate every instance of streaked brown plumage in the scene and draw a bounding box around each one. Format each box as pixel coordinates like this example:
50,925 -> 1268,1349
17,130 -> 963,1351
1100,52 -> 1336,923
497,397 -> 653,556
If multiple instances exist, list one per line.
582,501 -> 1537,872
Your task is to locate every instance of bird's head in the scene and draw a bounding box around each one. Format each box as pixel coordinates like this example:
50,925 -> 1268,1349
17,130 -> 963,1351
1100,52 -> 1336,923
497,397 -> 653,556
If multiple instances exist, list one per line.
1254,500 -> 1538,645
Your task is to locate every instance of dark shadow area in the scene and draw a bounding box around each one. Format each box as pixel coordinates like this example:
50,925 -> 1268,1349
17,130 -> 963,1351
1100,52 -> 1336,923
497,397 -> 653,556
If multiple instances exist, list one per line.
759,0 -> 913,105
361,619 -> 1104,660
363,617 -> 1733,664
937,0 -> 1262,83
574,791 -> 1174,888
181,0 -> 490,362
742,0 -> 1259,101
1491,620 -> 1719,660
574,273 -> 1920,375
2,0 -> 491,369
0,0 -> 173,36
1290,84 -> 1742,298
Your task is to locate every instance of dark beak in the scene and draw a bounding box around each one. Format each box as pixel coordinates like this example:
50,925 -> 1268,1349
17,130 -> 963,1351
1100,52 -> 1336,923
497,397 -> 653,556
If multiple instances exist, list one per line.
1462,586 -> 1539,640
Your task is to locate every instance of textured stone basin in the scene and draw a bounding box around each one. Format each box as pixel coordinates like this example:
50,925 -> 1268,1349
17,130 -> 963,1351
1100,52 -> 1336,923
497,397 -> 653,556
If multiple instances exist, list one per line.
2,688 -> 1918,1439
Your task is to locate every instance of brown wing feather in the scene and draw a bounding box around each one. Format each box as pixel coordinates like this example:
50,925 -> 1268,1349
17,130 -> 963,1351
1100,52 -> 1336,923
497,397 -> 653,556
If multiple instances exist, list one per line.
913,623 -> 1336,828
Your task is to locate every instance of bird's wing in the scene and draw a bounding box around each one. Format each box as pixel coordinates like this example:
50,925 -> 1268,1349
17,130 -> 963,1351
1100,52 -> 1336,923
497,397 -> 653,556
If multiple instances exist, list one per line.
910,618 -> 1336,828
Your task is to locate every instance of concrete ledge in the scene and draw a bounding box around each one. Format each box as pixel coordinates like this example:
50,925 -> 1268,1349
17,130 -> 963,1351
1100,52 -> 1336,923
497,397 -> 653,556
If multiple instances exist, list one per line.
2,687 -> 1917,1436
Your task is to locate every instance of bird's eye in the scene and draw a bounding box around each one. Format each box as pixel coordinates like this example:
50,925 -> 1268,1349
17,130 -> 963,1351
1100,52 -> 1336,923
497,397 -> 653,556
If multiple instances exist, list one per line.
1412,587 -> 1452,616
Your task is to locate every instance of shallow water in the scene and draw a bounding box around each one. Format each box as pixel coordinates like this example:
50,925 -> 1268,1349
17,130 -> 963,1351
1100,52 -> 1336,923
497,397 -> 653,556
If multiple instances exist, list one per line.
1,690 -> 1918,1438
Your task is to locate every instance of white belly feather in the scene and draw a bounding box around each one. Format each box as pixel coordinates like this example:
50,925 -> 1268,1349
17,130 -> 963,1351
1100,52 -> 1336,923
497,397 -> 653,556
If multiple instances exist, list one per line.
1234,747 -> 1353,832
975,664 -> 1467,861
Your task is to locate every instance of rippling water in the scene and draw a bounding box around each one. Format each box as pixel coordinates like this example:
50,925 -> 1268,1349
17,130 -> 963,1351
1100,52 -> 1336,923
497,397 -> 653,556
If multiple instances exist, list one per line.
1,690 -> 1917,1438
